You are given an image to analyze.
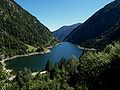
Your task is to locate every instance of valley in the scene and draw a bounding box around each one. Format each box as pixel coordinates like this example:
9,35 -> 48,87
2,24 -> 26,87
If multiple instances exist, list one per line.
0,0 -> 120,90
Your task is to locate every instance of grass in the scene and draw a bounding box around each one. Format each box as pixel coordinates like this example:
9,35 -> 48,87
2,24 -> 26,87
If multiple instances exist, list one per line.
26,44 -> 37,53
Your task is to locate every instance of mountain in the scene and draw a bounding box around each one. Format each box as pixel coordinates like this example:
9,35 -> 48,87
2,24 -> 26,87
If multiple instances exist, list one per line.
64,0 -> 120,50
52,23 -> 81,41
0,0 -> 58,58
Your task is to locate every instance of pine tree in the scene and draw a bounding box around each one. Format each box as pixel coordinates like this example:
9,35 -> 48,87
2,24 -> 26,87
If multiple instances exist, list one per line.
45,60 -> 52,72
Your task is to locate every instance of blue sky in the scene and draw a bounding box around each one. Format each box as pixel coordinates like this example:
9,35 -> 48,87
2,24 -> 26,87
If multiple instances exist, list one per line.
15,0 -> 114,31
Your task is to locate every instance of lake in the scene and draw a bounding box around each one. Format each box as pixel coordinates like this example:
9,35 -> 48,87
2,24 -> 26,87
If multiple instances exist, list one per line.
5,42 -> 83,72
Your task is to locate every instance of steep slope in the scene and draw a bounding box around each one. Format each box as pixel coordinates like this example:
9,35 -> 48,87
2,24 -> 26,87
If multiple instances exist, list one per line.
0,0 -> 58,58
52,23 -> 81,41
65,0 -> 120,49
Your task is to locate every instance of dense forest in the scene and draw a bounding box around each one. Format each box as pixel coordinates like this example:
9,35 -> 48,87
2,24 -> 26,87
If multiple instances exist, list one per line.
0,0 -> 58,59
0,0 -> 120,90
0,41 -> 120,90
64,0 -> 120,50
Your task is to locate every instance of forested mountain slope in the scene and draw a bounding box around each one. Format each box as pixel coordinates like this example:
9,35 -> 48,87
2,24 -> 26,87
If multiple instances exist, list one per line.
0,1 -> 120,90
65,0 -> 120,50
53,23 -> 81,41
0,0 -> 58,58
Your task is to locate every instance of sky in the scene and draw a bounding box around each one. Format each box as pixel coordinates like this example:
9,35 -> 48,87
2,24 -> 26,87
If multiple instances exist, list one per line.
15,0 -> 114,31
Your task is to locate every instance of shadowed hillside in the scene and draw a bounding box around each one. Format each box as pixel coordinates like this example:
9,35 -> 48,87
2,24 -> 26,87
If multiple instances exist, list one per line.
53,23 -> 81,41
65,0 -> 120,50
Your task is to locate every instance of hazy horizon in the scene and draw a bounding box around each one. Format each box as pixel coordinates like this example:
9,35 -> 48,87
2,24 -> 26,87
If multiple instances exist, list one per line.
15,0 -> 114,31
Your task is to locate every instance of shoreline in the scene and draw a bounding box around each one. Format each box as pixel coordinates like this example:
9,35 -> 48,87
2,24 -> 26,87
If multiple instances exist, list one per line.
0,49 -> 51,73
0,43 -> 95,73
8,71 -> 47,81
0,42 -> 61,73
78,46 -> 96,51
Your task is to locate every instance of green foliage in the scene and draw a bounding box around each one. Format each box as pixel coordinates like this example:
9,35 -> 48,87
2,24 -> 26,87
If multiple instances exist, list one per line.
76,42 -> 120,89
14,68 -> 32,90
36,47 -> 44,52
45,60 -> 52,72
26,44 -> 37,53
0,0 -> 58,58
1,0 -> 120,90
0,42 -> 120,89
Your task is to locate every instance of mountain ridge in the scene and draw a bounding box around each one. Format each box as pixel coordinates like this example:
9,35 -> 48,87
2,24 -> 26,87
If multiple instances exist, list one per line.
0,0 -> 58,58
53,23 -> 81,41
64,0 -> 120,50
